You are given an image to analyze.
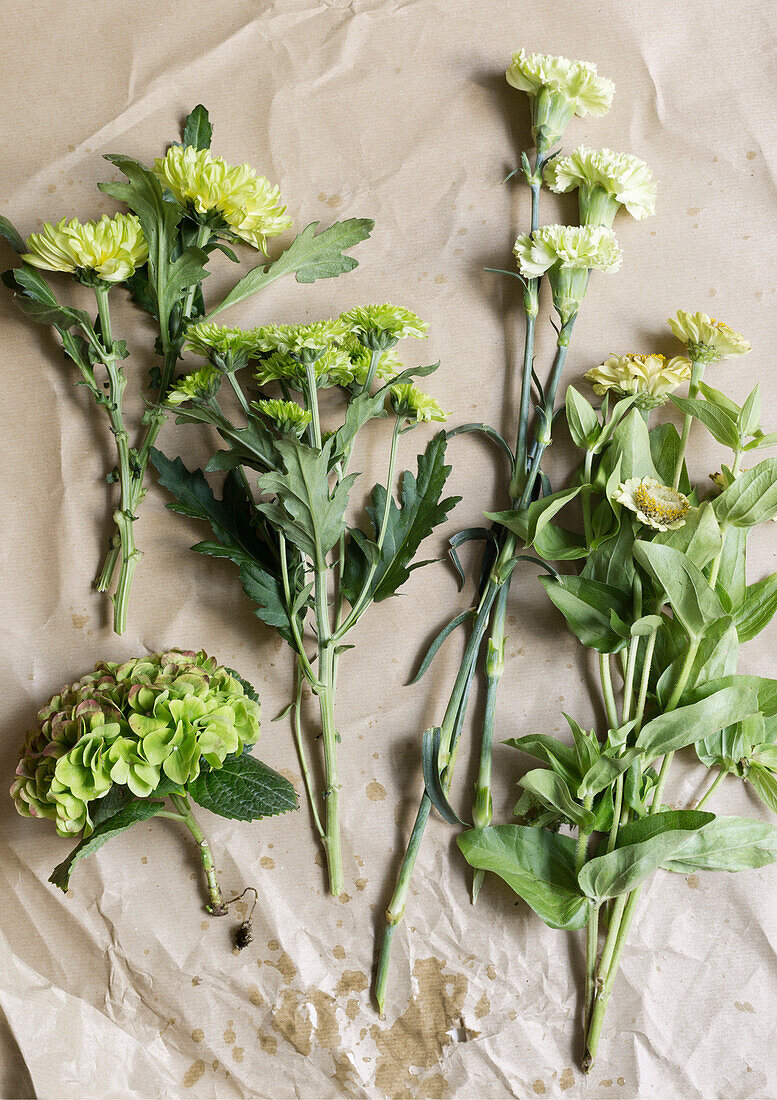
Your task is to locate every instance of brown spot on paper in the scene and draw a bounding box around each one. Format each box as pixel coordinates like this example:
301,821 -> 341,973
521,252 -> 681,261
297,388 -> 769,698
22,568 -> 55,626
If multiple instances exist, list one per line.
532,1082 -> 546,1095
366,780 -> 386,801
233,1047 -> 244,1063
474,992 -> 490,1019
333,944 -> 346,960
336,969 -> 368,996
248,986 -> 263,1008
309,989 -> 340,1050
355,878 -> 368,891
71,612 -> 89,629
560,1067 -> 575,1090
345,998 -> 359,1020
735,1001 -> 756,1013
191,1028 -> 204,1043
686,874 -> 700,889
182,1061 -> 205,1088
260,857 -> 275,870
223,1025 -> 235,1045
256,1029 -> 277,1054
265,951 -> 297,985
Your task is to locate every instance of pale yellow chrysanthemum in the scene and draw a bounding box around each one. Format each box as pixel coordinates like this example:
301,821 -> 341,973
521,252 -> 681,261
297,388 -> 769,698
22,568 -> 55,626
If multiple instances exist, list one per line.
23,214 -> 148,283
545,147 -> 656,226
154,146 -> 292,252
668,311 -> 750,364
514,224 -> 622,278
585,353 -> 691,409
506,51 -> 614,146
390,383 -> 448,423
615,476 -> 690,531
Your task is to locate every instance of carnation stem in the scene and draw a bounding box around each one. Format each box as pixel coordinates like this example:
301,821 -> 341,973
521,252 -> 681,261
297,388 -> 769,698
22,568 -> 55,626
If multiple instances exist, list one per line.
672,358 -> 705,489
170,793 -> 227,915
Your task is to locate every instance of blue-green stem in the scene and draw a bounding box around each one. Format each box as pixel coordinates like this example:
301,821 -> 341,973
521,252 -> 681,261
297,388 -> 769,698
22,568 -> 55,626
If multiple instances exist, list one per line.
695,765 -> 726,811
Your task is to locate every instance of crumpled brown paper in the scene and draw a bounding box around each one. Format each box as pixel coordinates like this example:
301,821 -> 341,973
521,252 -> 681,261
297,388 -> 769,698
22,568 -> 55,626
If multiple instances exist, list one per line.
2,1 -> 777,1097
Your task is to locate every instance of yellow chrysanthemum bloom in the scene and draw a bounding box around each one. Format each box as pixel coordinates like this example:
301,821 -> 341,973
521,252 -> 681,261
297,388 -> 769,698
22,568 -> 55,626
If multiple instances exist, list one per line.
166,363 -> 222,406
585,353 -> 692,409
506,51 -> 614,147
668,311 -> 750,364
514,225 -> 621,322
154,146 -> 292,252
390,383 -> 448,423
251,398 -> 312,436
615,476 -> 690,531
23,213 -> 148,283
545,147 -> 656,226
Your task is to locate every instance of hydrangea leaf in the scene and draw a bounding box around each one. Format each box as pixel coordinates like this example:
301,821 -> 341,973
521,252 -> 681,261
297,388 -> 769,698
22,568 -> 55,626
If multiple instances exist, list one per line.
49,799 -> 167,892
188,752 -> 298,821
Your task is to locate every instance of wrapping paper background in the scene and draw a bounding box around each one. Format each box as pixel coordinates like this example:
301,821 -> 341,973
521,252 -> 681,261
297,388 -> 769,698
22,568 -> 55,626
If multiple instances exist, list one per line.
2,1 -> 777,1096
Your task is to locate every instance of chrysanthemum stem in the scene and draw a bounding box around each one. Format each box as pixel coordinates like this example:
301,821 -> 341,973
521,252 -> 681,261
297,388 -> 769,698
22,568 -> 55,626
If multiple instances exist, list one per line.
694,765 -> 726,811
170,793 -> 227,915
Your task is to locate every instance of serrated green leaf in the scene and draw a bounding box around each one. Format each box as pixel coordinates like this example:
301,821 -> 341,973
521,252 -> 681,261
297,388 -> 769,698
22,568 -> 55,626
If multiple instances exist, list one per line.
206,219 -> 373,318
188,752 -> 298,820
182,104 -> 213,150
341,432 -> 459,605
257,437 -> 355,569
49,800 -> 167,892
458,825 -> 591,930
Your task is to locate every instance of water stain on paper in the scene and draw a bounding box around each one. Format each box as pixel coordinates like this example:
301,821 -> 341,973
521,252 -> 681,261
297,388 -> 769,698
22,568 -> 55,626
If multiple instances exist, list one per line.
370,956 -> 468,1098
336,969 -> 368,996
366,780 -> 386,801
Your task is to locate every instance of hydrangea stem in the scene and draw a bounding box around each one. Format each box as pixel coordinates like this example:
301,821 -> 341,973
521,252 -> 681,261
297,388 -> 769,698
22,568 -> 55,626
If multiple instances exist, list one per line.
169,793 -> 227,915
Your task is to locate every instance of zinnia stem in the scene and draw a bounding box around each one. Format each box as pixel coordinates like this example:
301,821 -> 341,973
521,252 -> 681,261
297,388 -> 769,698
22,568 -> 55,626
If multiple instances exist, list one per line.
672,358 -> 705,489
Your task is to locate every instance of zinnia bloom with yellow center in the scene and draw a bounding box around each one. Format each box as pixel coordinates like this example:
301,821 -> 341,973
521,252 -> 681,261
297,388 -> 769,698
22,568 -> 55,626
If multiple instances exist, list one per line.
615,476 -> 690,531
154,146 -> 292,252
506,51 -> 614,147
22,213 -> 148,283
668,311 -> 750,364
585,353 -> 691,409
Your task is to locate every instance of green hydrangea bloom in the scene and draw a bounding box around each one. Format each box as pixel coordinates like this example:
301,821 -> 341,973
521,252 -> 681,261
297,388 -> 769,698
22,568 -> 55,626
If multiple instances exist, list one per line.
11,651 -> 261,838
184,322 -> 256,373
252,398 -> 312,436
166,363 -> 223,406
390,383 -> 448,423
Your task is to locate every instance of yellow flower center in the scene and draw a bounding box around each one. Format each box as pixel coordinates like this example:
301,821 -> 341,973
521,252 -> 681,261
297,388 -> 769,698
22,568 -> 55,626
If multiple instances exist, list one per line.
633,483 -> 689,525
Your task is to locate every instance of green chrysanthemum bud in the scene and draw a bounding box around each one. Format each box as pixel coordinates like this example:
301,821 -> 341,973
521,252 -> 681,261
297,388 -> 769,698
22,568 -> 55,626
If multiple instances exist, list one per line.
343,336 -> 402,389
252,397 -> 312,436
253,344 -> 354,390
390,383 -> 448,423
184,322 -> 256,374
11,650 -> 261,838
339,303 -> 429,351
166,363 -> 223,406
250,319 -> 348,356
